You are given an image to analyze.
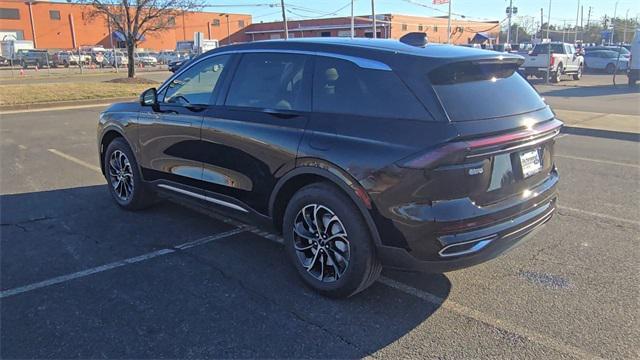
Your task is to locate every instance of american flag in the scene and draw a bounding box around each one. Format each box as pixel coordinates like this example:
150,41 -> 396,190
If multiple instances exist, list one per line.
432,0 -> 450,4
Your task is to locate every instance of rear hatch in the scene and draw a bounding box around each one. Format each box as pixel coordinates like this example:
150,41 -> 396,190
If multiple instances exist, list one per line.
401,53 -> 561,206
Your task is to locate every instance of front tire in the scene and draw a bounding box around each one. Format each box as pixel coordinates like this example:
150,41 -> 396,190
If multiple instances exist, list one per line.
104,138 -> 155,210
572,65 -> 583,80
283,182 -> 381,298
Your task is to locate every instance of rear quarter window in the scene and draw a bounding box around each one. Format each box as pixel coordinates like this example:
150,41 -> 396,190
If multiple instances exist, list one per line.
312,56 -> 429,120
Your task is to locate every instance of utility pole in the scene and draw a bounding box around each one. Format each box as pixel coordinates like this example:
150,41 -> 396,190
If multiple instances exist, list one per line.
574,0 -> 580,42
546,0 -> 552,84
350,0 -> 354,38
371,0 -> 376,39
280,0 -> 289,39
447,0 -> 452,44
540,8 -> 544,41
623,9 -> 629,43
611,1 -> 618,45
562,19 -> 566,43
580,6 -> 583,42
506,0 -> 513,44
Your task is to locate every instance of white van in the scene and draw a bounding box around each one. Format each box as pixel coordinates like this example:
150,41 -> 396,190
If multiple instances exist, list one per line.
628,29 -> 640,86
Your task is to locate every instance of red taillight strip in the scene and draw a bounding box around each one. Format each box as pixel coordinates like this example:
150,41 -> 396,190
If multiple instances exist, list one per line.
466,119 -> 562,149
399,119 -> 563,169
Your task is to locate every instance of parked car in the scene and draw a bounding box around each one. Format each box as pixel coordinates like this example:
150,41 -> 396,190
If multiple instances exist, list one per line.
134,52 -> 158,66
157,51 -> 181,64
628,29 -> 640,87
104,51 -> 128,67
167,56 -> 191,72
15,49 -> 52,68
51,51 -> 87,67
98,38 -> 561,298
583,50 -> 629,73
520,42 -> 584,82
585,45 -> 630,58
0,55 -> 9,66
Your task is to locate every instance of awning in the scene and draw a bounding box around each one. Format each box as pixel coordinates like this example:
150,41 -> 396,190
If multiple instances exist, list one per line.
112,31 -> 145,42
471,32 -> 493,43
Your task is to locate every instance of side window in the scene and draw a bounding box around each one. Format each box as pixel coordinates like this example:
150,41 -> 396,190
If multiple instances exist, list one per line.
225,52 -> 310,111
313,56 -> 429,120
161,54 -> 230,105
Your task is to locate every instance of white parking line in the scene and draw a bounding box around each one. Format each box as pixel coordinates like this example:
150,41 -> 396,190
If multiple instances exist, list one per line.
555,154 -> 640,169
378,276 -> 602,360
0,228 -> 246,299
47,148 -> 102,174
558,205 -> 640,227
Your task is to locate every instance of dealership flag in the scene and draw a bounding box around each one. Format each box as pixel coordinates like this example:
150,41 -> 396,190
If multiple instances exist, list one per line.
433,0 -> 449,4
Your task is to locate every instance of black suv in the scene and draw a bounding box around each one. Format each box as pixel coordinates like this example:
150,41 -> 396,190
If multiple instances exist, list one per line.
98,38 -> 560,298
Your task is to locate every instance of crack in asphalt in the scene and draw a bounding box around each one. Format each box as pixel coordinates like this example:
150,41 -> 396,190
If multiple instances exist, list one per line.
174,248 -> 371,357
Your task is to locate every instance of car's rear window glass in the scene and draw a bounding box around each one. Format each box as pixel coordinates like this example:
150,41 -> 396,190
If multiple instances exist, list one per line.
312,56 -> 429,120
531,43 -> 564,55
430,61 -> 546,121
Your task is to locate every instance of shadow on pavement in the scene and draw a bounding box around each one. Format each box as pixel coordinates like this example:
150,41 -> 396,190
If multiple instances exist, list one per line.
1,185 -> 451,358
536,84 -> 639,97
562,126 -> 640,142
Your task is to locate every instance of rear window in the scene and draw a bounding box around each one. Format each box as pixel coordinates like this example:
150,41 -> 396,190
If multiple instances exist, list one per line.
430,61 -> 546,121
531,43 -> 564,55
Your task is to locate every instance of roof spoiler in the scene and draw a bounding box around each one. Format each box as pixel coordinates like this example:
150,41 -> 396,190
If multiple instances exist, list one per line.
400,32 -> 428,47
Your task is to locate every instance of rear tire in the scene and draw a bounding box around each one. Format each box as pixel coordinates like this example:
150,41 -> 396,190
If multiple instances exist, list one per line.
605,63 -> 616,74
283,182 -> 381,298
104,138 -> 156,210
551,65 -> 562,83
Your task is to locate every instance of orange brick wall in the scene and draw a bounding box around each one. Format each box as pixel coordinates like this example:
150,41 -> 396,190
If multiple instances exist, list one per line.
0,0 -> 251,50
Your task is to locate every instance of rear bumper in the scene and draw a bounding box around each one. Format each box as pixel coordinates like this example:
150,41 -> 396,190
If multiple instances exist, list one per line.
377,195 -> 556,273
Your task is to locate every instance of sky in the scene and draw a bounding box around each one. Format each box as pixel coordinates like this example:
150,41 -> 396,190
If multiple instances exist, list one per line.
204,0 -> 640,27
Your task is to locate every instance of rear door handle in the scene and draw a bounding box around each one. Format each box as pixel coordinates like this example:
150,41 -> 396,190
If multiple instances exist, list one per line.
263,108 -> 300,119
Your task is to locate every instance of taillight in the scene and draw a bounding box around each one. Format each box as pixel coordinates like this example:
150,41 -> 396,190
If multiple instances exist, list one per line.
398,120 -> 563,169
549,56 -> 555,67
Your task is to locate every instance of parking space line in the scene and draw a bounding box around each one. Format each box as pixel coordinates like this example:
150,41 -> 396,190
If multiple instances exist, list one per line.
0,228 -> 246,299
558,205 -> 640,227
555,154 -> 640,169
378,276 -> 603,360
47,148 -> 102,174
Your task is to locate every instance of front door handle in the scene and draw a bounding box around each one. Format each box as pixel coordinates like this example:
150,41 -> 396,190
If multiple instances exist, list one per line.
263,108 -> 299,119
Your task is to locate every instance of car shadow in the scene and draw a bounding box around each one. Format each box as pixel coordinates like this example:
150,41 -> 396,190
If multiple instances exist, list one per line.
537,85 -> 640,97
1,185 -> 451,358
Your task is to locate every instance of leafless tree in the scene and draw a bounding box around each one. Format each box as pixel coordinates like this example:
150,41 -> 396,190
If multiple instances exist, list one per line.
80,0 -> 203,78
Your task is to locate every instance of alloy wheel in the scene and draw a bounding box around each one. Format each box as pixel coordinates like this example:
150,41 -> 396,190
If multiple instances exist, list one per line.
108,150 -> 134,201
293,204 -> 350,282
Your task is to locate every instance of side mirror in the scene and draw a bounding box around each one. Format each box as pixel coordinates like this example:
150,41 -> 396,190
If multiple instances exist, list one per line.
140,87 -> 158,108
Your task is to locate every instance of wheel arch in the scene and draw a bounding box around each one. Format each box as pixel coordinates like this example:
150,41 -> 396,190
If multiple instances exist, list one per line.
99,127 -> 127,175
268,163 -> 382,247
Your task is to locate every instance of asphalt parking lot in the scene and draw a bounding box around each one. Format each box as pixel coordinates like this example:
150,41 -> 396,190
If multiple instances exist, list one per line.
1,80 -> 639,358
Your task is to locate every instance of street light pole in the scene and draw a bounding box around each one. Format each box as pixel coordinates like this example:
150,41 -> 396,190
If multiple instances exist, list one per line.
610,1 -> 618,45
546,0 -> 552,84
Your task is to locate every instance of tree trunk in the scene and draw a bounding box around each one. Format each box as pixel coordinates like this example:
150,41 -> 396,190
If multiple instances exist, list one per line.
127,40 -> 135,78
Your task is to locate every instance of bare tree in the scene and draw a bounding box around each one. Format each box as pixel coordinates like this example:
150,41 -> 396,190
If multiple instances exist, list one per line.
80,0 -> 202,78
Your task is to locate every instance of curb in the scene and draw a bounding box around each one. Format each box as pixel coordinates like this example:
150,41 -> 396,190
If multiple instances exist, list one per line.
0,97 -> 135,112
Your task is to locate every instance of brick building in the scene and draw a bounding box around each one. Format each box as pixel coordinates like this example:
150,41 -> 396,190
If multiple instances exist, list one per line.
246,14 -> 500,45
0,1 -> 499,50
0,0 -> 251,50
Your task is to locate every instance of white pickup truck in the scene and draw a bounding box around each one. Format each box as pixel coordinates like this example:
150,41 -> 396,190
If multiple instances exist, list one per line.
520,42 -> 584,83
